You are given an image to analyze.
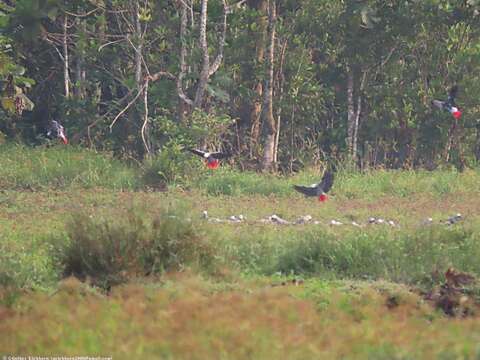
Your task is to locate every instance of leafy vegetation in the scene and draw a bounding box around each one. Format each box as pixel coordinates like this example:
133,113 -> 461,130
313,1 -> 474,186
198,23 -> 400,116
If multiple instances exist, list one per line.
1,0 -> 479,171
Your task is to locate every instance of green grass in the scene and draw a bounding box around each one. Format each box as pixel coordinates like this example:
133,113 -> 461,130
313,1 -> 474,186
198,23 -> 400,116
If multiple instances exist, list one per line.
2,146 -> 480,358
215,223 -> 480,286
333,168 -> 480,200
0,143 -> 138,190
194,166 -> 480,200
0,231 -> 59,290
0,143 -> 479,199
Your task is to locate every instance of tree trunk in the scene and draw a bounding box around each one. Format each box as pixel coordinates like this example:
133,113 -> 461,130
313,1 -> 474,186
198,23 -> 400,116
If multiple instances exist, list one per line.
134,0 -> 143,90
346,67 -> 365,164
133,0 -> 149,157
176,0 -> 192,121
176,0 -> 228,113
352,71 -> 366,163
261,0 -> 276,172
273,38 -> 287,166
74,19 -> 86,99
346,67 -> 355,159
248,0 -> 268,153
63,13 -> 70,99
193,0 -> 210,108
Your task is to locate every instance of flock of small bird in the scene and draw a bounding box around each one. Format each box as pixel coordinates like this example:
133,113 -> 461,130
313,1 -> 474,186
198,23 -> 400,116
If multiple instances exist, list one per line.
201,210 -> 464,227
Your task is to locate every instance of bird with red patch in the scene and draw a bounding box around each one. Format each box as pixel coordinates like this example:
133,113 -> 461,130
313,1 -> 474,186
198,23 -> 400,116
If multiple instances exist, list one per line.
432,85 -> 462,120
188,149 -> 230,169
46,120 -> 68,144
293,170 -> 334,202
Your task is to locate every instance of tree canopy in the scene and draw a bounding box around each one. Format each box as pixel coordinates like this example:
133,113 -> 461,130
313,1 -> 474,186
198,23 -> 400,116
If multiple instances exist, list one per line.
1,0 -> 480,171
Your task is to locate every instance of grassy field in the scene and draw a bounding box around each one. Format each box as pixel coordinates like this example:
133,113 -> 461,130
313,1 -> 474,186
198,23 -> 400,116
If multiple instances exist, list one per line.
1,145 -> 480,359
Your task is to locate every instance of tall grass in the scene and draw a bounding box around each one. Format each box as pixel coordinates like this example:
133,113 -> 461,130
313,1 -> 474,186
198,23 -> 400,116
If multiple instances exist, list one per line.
198,168 -> 293,196
0,231 -> 59,290
0,144 -> 138,189
330,168 -> 480,200
0,143 -> 479,197
221,224 -> 480,285
193,166 -> 480,199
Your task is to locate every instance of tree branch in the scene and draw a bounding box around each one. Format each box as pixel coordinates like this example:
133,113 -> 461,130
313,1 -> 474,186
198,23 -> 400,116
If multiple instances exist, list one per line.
177,1 -> 194,106
208,0 -> 228,76
141,78 -> 151,155
108,82 -> 147,131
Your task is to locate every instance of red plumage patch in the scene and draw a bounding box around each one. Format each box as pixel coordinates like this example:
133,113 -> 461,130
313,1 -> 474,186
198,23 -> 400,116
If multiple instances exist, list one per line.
318,194 -> 328,202
452,110 -> 462,120
206,159 -> 219,169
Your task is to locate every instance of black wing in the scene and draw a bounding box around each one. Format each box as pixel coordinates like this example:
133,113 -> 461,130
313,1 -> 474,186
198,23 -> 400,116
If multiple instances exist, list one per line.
293,184 -> 318,197
188,148 -> 207,158
319,171 -> 334,193
210,151 -> 231,160
448,85 -> 458,101
448,85 -> 458,103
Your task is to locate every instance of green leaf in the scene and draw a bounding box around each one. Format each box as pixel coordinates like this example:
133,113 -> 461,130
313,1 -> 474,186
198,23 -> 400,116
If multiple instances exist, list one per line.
1,97 -> 14,113
47,7 -> 58,21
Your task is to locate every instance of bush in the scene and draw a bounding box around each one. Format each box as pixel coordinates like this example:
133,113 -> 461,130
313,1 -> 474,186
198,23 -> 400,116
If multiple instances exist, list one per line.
57,205 -> 217,289
141,141 -> 203,187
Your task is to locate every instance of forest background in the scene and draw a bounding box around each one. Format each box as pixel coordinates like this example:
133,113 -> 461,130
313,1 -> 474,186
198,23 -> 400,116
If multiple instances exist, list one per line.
1,0 -> 480,173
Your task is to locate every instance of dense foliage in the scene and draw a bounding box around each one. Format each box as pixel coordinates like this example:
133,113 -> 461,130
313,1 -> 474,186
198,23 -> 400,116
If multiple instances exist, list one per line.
1,0 -> 480,171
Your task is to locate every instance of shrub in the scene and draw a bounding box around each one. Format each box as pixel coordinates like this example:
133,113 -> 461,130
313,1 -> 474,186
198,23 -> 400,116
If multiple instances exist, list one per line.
141,140 -> 202,187
57,205 -> 217,289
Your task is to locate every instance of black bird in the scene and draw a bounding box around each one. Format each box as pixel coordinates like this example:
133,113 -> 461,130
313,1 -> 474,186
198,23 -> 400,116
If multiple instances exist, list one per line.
188,149 -> 230,169
432,85 -> 462,120
293,171 -> 334,202
46,120 -> 68,144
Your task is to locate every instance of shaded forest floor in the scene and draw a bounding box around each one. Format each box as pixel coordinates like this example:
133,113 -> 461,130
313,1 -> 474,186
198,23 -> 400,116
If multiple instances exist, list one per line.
2,146 -> 480,358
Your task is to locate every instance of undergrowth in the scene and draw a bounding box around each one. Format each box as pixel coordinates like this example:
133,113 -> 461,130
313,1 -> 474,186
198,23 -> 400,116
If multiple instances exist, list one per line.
55,204 -> 217,289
